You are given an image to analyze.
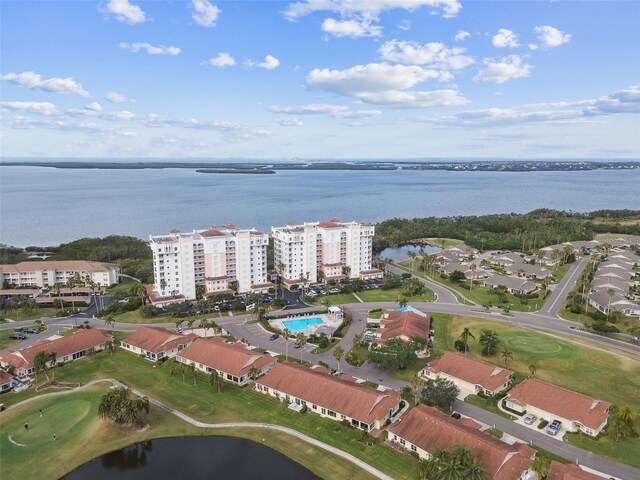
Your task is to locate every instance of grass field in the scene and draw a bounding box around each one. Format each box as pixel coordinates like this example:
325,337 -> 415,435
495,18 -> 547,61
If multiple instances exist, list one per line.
0,329 -> 23,350
431,314 -> 640,467
0,345 -> 418,480
0,385 -> 381,480
111,308 -> 230,324
4,307 -> 60,322
311,293 -> 360,306
106,277 -> 139,296
357,287 -> 436,303
420,237 -> 463,248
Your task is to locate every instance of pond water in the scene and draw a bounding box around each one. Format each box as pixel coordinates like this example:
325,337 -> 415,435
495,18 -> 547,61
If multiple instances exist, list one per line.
63,436 -> 320,480
378,244 -> 441,261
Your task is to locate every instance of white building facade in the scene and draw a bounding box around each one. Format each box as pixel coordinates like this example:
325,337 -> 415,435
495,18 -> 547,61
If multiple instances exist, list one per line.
271,220 -> 378,287
149,226 -> 270,301
0,261 -> 120,289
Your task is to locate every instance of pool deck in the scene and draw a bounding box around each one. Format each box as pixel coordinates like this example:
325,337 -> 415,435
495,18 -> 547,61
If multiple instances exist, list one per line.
269,313 -> 343,336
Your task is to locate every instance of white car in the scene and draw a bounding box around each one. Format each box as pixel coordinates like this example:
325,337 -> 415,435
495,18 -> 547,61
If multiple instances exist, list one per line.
329,288 -> 340,294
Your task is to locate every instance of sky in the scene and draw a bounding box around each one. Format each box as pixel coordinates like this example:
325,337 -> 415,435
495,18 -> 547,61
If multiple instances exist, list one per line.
1,0 -> 639,159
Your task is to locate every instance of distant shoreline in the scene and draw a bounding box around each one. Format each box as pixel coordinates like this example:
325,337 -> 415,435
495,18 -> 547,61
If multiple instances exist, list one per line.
1,160 -> 639,173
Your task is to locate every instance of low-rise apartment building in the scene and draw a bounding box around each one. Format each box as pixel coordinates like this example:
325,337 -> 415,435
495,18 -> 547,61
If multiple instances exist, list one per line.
120,326 -> 197,361
272,220 -> 381,288
0,261 -> 120,289
149,226 -> 271,302
0,329 -> 111,377
388,405 -> 534,480
176,337 -> 276,386
505,379 -> 610,437
421,351 -> 514,397
255,362 -> 400,430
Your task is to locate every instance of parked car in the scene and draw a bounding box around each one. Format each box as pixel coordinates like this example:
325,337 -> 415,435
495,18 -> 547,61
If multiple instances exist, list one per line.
524,414 -> 537,425
547,420 -> 562,436
293,340 -> 301,348
269,333 -> 280,341
9,333 -> 27,340
246,303 -> 257,311
329,288 -> 340,294
25,328 -> 39,334
450,412 -> 462,420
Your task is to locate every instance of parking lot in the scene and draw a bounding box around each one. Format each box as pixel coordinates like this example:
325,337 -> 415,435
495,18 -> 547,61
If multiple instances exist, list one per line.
242,323 -> 316,354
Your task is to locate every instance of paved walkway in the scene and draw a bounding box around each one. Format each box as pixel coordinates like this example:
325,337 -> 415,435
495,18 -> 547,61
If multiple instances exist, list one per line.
4,378 -> 393,480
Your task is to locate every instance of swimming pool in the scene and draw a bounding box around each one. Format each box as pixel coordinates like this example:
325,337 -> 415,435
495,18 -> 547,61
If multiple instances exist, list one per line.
282,317 -> 325,332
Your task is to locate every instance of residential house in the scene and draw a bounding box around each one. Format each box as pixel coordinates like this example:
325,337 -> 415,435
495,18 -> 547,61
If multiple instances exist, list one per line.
546,461 -> 607,480
420,351 -> 514,397
505,379 -> 610,437
484,275 -> 537,294
505,263 -> 551,280
388,405 -> 534,480
375,309 -> 431,344
255,362 -> 400,431
587,290 -> 639,317
0,329 -> 111,377
0,370 -> 14,393
491,253 -> 526,267
176,337 -> 276,386
120,326 -> 197,362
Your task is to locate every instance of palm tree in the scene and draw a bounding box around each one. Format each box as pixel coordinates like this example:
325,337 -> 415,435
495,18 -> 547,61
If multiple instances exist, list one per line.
410,375 -> 422,406
408,251 -> 417,273
104,315 -> 115,334
159,279 -> 167,295
458,327 -> 475,354
469,263 -> 477,289
34,350 -> 56,383
201,319 -> 211,338
531,457 -> 551,480
248,366 -> 260,382
612,405 -> 638,442
333,346 -> 344,373
283,328 -> 291,361
296,332 -> 307,362
187,318 -> 196,332
209,370 -> 223,393
501,348 -> 514,367
190,362 -> 197,386
528,363 -> 537,377
398,297 -> 408,308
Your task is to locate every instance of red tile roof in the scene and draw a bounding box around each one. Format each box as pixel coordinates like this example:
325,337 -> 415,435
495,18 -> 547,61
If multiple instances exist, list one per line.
388,405 -> 534,480
0,369 -> 14,385
178,338 -> 275,377
199,228 -> 226,237
318,221 -> 341,228
426,352 -> 514,392
0,260 -> 118,274
123,326 -> 196,354
547,461 -> 605,480
506,379 -> 610,430
378,310 -> 431,342
257,362 -> 400,425
0,329 -> 110,370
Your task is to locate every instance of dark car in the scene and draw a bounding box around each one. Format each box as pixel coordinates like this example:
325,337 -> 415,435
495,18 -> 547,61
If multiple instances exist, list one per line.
450,412 -> 462,420
9,333 -> 27,340
269,333 -> 280,341
25,328 -> 39,334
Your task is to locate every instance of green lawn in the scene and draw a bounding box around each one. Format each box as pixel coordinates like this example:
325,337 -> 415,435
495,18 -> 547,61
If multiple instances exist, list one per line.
1,344 -> 419,480
0,329 -> 23,350
0,385 -> 381,480
111,308 -> 229,324
106,277 -> 140,296
357,287 -> 436,303
422,238 -> 463,248
311,293 -> 360,306
4,307 -> 61,322
464,395 -> 515,420
431,314 -> 640,468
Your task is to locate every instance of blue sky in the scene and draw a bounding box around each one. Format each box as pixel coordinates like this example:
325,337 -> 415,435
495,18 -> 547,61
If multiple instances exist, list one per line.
1,0 -> 639,159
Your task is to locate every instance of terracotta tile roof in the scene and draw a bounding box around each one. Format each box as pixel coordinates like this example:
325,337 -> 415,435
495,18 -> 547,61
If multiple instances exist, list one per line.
323,262 -> 343,267
506,379 -> 610,430
199,228 -> 226,237
145,285 -> 185,303
257,362 -> 400,425
250,282 -> 274,289
0,329 -> 110,370
206,275 -> 228,281
359,269 -> 383,274
426,352 -> 514,392
123,326 -> 197,354
178,338 -> 275,377
0,260 -> 118,274
169,228 -> 180,233
318,220 -> 341,228
388,405 -> 534,480
378,310 -> 431,342
546,461 -> 605,480
0,369 -> 14,385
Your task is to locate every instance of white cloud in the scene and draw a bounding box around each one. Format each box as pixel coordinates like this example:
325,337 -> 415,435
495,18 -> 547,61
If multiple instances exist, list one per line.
270,103 -> 382,118
528,43 -> 538,51
454,30 -> 470,42
492,29 -> 520,48
119,42 -> 181,56
473,56 -> 532,84
284,0 -> 462,21
102,0 -> 146,24
398,20 -> 411,31
191,0 -> 220,27
379,40 -> 474,70
275,117 -> 304,126
534,25 -> 572,48
0,101 -> 59,116
85,102 -> 103,112
105,91 -> 132,103
307,63 -> 466,108
321,18 -> 382,38
205,52 -> 236,68
246,55 -> 280,70
0,71 -> 89,97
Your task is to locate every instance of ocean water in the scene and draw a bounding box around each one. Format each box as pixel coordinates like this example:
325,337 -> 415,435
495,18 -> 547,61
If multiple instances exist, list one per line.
1,166 -> 638,246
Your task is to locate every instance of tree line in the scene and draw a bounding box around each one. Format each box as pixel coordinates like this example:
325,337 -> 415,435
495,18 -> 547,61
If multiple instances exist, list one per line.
373,209 -> 640,253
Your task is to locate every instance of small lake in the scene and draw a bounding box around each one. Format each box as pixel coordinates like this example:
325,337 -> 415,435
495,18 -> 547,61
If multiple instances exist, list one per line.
63,436 -> 320,480
378,244 -> 441,261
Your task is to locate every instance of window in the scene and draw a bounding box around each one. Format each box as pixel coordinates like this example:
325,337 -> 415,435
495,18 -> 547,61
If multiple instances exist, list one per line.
411,445 -> 417,452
